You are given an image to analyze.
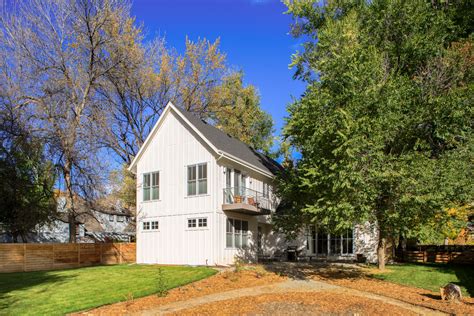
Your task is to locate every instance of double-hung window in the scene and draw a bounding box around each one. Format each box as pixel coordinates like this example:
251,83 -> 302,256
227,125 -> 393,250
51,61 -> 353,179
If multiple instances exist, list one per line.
187,163 -> 207,196
143,171 -> 159,201
226,218 -> 248,248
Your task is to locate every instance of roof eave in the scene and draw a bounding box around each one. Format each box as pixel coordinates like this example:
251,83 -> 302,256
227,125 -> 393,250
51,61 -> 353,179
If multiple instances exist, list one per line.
218,151 -> 275,179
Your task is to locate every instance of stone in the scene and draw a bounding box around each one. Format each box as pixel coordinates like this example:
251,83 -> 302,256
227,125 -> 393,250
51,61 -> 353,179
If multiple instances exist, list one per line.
440,283 -> 463,302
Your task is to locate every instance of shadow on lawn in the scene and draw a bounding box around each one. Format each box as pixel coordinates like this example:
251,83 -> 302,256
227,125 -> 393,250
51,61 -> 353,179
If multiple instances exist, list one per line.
262,262 -> 365,281
0,270 -> 74,312
410,263 -> 474,298
451,264 -> 474,298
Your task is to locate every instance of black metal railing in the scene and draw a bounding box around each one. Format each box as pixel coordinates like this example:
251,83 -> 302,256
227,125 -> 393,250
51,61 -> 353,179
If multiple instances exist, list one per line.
223,186 -> 275,211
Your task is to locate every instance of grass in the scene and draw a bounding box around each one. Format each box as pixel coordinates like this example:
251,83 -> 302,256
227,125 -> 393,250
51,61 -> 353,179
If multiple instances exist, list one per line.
0,264 -> 217,315
371,263 -> 474,297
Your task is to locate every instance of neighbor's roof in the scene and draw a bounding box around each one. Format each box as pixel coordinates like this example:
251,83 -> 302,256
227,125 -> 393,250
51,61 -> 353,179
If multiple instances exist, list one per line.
129,102 -> 282,178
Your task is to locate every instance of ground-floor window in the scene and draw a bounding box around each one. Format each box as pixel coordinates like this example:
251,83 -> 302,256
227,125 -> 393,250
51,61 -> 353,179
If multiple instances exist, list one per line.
187,217 -> 208,228
226,218 -> 248,248
307,226 -> 353,255
142,220 -> 159,231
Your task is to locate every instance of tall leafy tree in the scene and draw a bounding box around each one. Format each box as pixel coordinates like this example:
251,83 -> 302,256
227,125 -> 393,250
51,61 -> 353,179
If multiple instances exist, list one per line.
278,0 -> 473,268
98,37 -> 274,165
0,127 -> 56,243
0,0 -> 142,241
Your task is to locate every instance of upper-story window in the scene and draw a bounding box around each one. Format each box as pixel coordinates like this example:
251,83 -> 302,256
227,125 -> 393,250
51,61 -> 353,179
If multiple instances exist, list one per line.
263,183 -> 270,198
187,163 -> 207,196
108,214 -> 114,222
143,171 -> 159,201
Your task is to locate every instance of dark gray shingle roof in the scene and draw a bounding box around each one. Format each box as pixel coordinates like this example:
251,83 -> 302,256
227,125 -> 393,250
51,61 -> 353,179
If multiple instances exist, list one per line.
174,106 -> 282,176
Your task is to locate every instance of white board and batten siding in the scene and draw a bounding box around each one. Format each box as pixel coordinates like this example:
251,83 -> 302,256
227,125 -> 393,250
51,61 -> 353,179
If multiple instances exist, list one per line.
136,109 -> 217,265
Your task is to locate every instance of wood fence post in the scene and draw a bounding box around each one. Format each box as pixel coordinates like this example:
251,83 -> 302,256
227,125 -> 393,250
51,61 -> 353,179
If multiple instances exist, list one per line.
100,243 -> 103,264
52,244 -> 55,269
23,244 -> 26,272
78,243 -> 81,267
119,243 -> 122,264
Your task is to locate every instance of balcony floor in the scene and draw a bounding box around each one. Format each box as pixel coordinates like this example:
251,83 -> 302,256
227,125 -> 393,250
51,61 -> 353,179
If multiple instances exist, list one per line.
222,203 -> 262,215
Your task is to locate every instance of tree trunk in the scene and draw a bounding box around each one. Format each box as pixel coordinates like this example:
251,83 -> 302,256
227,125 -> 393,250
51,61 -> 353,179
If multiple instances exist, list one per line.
377,235 -> 386,270
68,214 -> 77,243
64,159 -> 77,243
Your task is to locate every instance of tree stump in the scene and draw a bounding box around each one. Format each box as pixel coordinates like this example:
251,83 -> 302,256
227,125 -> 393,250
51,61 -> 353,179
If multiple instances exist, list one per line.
440,283 -> 463,302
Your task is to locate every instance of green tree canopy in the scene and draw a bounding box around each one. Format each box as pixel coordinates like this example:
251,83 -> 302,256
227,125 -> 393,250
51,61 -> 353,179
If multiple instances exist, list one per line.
278,0 -> 473,268
0,130 -> 57,242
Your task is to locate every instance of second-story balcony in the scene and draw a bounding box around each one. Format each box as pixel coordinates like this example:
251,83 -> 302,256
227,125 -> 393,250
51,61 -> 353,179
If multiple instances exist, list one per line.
222,187 -> 275,215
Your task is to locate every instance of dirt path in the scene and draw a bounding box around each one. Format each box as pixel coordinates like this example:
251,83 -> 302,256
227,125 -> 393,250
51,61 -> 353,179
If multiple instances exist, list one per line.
135,279 -> 447,315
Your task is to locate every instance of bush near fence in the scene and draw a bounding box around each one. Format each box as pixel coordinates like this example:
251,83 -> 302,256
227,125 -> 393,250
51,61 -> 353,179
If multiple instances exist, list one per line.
0,242 -> 136,273
400,245 -> 474,265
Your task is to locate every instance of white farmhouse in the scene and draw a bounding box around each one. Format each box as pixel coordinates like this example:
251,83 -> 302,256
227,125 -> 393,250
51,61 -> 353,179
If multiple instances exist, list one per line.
129,102 -> 378,265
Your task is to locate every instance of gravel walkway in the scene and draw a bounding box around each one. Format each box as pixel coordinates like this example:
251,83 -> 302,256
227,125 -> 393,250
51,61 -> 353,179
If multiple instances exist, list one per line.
134,279 -> 447,315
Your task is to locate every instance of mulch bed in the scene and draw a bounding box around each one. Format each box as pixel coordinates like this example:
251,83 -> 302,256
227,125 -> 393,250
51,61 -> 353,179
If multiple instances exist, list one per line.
74,267 -> 285,315
174,292 -> 418,315
310,266 -> 474,315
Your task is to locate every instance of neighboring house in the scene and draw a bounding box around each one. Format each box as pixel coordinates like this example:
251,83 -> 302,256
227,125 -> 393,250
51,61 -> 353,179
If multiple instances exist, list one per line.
0,195 -> 135,243
129,102 -> 378,265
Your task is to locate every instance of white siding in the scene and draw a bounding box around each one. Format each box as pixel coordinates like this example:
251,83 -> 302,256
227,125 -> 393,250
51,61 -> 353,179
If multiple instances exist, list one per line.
136,110 -> 217,265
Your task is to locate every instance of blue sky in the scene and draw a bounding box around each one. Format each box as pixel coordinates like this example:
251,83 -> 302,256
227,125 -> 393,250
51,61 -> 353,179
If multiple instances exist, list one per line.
131,0 -> 306,142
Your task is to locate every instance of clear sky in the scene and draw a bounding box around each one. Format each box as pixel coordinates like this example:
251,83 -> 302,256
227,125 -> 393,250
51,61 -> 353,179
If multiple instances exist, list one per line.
131,0 -> 306,142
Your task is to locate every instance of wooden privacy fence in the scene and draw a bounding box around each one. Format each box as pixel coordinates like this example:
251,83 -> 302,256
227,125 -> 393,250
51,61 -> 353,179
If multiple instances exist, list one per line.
0,242 -> 136,273
402,246 -> 474,265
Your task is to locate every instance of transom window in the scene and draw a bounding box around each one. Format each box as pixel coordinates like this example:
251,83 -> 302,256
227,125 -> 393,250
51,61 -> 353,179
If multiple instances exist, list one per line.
226,218 -> 248,248
187,163 -> 207,196
188,217 -> 207,228
143,221 -> 159,231
143,171 -> 159,201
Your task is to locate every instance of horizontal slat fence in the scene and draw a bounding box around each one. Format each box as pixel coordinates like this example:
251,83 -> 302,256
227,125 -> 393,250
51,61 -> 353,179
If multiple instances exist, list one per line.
402,247 -> 474,265
0,243 -> 136,273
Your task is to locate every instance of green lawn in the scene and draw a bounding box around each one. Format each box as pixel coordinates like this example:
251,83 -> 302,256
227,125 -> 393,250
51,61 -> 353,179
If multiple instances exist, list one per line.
371,263 -> 474,297
0,264 -> 216,315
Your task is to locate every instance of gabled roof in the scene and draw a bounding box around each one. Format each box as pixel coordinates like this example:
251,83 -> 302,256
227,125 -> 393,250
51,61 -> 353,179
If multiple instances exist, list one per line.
129,102 -> 282,178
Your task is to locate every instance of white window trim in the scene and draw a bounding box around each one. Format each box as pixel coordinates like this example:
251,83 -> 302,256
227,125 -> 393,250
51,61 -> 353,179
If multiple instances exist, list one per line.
142,220 -> 159,232
225,218 -> 249,249
142,171 -> 160,202
306,225 -> 354,256
185,162 -> 208,197
186,217 -> 208,230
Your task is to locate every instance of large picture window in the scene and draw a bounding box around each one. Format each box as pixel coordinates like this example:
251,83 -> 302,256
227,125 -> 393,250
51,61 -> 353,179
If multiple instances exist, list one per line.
226,218 -> 248,248
143,171 -> 159,201
307,226 -> 353,255
187,163 -> 207,196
